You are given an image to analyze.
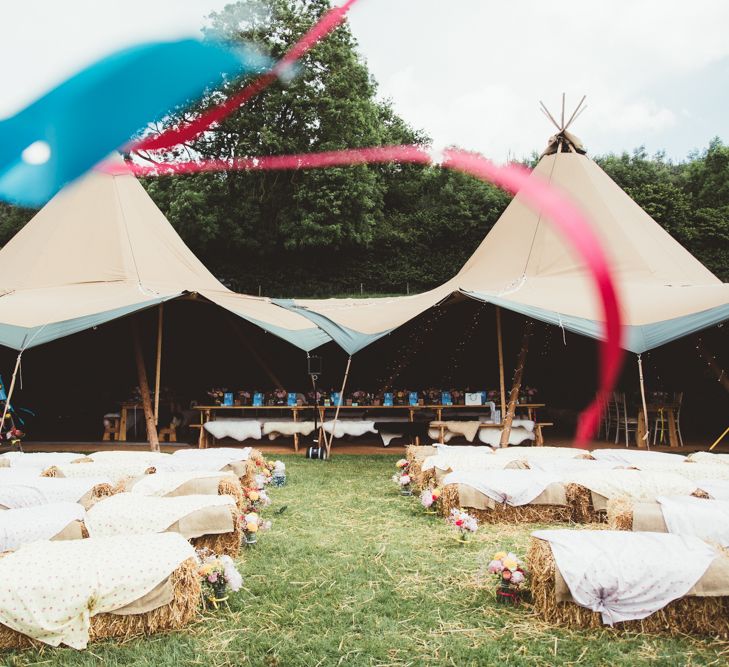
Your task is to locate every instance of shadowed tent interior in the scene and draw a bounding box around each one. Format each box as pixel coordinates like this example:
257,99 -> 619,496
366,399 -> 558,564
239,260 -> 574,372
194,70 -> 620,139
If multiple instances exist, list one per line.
1,296 -> 725,443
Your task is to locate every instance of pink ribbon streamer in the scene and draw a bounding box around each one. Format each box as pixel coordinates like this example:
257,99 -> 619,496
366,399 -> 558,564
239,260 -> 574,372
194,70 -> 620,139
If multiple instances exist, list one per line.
133,0 -> 359,152
104,145 -> 624,446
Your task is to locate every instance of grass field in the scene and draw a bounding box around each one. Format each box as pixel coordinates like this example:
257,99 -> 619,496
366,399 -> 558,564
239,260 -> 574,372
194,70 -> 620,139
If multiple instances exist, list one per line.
7,454 -> 729,666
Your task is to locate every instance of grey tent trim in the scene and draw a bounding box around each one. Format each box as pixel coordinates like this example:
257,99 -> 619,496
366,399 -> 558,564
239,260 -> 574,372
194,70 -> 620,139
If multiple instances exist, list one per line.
0,295 -> 177,351
272,299 -> 393,354
229,308 -> 332,352
460,289 -> 729,353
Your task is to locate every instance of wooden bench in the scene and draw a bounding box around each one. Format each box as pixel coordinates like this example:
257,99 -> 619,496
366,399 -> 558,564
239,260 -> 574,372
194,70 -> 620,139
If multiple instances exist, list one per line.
428,421 -> 553,446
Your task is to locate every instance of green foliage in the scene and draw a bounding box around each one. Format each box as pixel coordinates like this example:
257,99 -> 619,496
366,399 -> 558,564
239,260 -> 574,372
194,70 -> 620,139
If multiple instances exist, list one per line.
0,0 -> 727,291
6,454 -> 727,666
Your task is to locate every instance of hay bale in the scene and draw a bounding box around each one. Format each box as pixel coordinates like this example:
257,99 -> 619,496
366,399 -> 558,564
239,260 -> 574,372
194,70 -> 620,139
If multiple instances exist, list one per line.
218,478 -> 245,511
606,497 -> 634,531
190,506 -> 242,558
439,484 -> 461,517
71,457 -> 95,464
565,483 -> 606,524
0,557 -> 201,650
440,484 -> 571,524
240,459 -> 257,488
40,466 -> 59,478
528,536 -> 729,636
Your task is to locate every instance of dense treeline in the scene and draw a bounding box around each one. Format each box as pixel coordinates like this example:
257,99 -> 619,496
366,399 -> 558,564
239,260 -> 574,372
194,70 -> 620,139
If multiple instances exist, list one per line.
0,0 -> 727,296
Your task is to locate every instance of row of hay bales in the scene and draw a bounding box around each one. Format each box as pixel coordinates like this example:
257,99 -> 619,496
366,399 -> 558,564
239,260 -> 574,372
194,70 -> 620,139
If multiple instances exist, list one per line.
0,447 -> 276,650
406,444 -> 729,637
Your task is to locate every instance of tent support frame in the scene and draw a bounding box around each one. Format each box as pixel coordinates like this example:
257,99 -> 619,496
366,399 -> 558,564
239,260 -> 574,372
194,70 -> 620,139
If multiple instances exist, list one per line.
325,356 -> 353,457
637,354 -> 650,448
500,321 -> 534,447
132,317 -> 160,451
495,307 -> 506,422
154,304 -> 163,425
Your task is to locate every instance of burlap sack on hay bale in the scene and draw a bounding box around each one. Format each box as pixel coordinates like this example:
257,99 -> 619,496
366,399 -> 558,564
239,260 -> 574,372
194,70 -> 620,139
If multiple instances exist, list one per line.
33,469 -> 115,510
569,484 -> 711,525
117,474 -> 246,512
189,505 -> 242,558
0,557 -> 201,650
440,483 -> 571,524
528,536 -> 729,636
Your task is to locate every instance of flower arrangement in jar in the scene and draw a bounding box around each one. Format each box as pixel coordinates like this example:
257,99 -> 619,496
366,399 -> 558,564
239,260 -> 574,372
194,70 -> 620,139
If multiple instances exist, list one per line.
420,487 -> 441,514
488,551 -> 527,604
447,508 -> 478,542
197,548 -> 243,607
240,512 -> 271,546
392,459 -> 411,495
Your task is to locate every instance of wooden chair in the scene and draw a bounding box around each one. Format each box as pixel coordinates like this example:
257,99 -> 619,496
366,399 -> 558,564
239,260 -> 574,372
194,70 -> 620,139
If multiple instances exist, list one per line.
600,393 -> 617,441
102,413 -> 121,441
613,392 -> 638,447
158,422 -> 177,443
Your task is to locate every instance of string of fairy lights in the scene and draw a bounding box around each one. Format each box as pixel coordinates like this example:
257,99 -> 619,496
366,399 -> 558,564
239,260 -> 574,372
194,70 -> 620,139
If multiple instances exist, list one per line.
375,307 -> 447,392
442,304 -> 486,386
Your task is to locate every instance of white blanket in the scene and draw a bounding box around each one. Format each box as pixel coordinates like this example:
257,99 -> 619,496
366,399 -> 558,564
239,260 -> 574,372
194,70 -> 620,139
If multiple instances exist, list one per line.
85,493 -> 235,537
478,426 -> 535,447
590,449 -> 685,465
422,451 -> 511,473
203,420 -> 261,441
529,459 -> 622,474
172,447 -> 252,463
0,477 -> 111,508
0,502 -> 85,551
1,452 -> 84,471
444,469 -> 558,506
154,458 -> 233,474
129,471 -> 231,497
0,532 -> 194,648
697,479 -> 729,500
322,420 -> 377,439
89,451 -> 169,466
533,529 -> 717,624
564,469 -> 698,501
657,496 -> 729,547
627,461 -> 729,481
495,446 -> 587,461
262,421 -> 316,439
50,461 -> 154,485
688,451 -> 729,466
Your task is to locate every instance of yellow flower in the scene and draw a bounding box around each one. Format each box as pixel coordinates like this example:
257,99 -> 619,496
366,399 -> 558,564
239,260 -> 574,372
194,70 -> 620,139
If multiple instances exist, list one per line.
199,564 -> 213,576
248,491 -> 260,502
432,489 -> 441,500
494,551 -> 507,561
503,558 -> 518,571
246,522 -> 259,533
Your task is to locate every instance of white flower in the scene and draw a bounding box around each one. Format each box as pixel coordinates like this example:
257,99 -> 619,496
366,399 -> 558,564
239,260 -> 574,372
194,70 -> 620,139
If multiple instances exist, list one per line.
274,460 -> 286,472
510,570 -> 525,585
400,474 -> 411,486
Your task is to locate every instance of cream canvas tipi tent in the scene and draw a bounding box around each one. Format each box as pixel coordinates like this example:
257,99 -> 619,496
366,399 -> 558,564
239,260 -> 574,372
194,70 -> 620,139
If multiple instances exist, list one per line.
0,159 -> 330,353
275,131 -> 729,355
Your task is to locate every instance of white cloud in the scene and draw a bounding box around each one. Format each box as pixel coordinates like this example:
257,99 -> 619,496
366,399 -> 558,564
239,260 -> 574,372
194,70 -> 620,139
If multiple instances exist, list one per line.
1,0 -> 727,158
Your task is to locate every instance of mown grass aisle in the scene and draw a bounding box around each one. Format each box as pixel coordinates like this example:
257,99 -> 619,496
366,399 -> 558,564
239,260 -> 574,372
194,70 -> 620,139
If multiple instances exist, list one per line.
10,455 -> 728,666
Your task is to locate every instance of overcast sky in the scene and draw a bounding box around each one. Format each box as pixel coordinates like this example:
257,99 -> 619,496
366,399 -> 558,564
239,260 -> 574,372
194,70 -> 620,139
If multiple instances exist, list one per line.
2,0 -> 728,162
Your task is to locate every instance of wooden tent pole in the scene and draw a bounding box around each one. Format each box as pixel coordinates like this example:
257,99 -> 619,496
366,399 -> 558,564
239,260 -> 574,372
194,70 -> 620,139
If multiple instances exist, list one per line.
495,307 -> 506,422
499,321 -> 534,447
637,354 -> 650,448
0,352 -> 22,430
153,304 -> 164,425
131,317 -> 160,451
325,356 -> 352,457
